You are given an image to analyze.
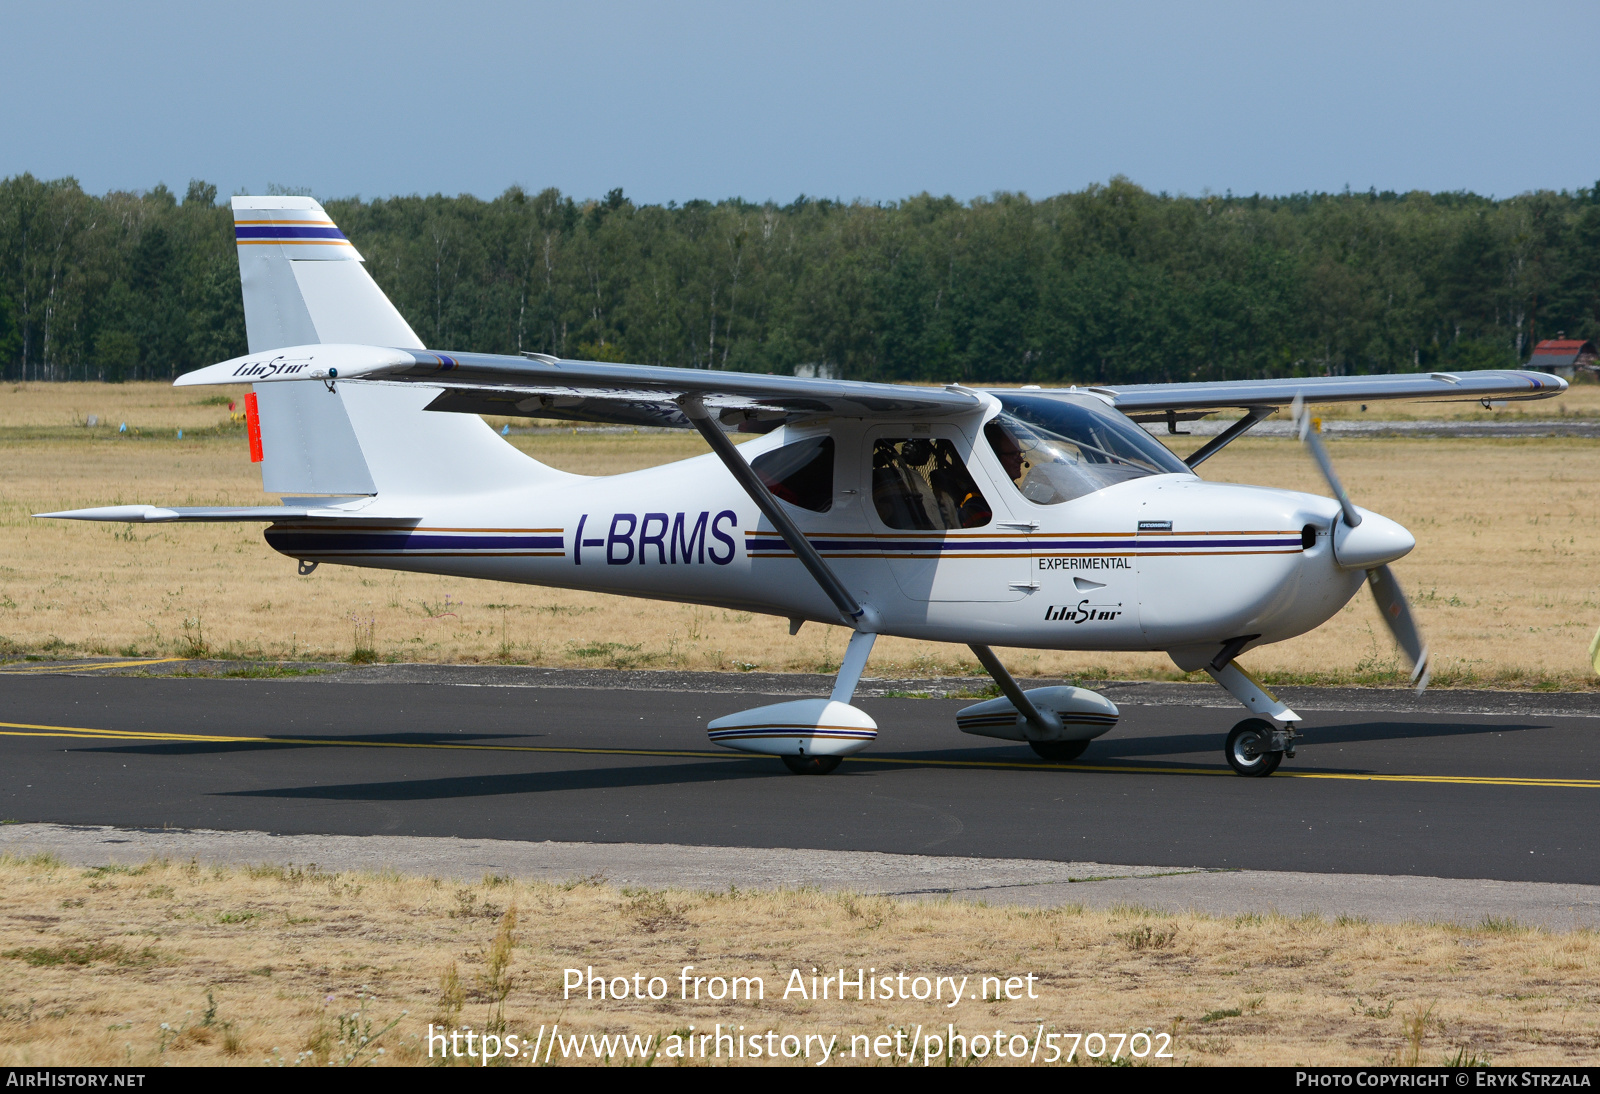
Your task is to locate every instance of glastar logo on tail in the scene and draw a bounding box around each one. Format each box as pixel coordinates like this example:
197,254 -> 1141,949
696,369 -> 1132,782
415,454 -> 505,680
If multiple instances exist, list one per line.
232,358 -> 315,379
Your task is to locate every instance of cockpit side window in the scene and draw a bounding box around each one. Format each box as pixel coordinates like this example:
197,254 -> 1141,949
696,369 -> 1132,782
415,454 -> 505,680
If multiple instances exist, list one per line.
752,435 -> 834,512
985,393 -> 1190,505
871,438 -> 992,530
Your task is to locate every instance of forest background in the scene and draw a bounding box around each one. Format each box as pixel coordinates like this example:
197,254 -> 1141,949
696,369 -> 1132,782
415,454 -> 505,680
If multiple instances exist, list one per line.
3,173 -> 1599,386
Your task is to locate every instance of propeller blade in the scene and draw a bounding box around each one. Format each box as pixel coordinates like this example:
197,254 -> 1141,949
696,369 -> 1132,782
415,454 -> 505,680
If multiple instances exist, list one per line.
1289,396 -> 1431,693
1367,564 -> 1430,693
1290,394 -> 1362,528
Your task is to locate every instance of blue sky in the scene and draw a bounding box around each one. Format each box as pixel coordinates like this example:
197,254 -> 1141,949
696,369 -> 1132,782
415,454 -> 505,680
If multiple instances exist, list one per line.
4,0 -> 1596,204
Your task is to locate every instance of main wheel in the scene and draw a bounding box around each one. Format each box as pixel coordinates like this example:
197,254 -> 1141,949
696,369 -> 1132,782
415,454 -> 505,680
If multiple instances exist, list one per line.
1225,718 -> 1282,777
782,755 -> 842,775
1029,739 -> 1089,762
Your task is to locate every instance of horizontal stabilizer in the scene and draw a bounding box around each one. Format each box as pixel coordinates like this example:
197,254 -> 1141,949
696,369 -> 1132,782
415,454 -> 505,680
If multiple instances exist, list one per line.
35,504 -> 416,524
173,344 -> 413,387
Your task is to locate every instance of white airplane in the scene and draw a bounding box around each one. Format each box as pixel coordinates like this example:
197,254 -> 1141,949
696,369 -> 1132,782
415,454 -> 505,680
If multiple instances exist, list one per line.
41,197 -> 1567,776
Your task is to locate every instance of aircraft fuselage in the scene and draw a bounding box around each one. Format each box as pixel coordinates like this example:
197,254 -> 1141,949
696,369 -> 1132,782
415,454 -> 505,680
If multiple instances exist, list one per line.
262,413 -> 1371,659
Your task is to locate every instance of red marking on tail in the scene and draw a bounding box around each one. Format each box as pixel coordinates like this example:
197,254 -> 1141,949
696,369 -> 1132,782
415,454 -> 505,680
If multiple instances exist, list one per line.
245,392 -> 264,463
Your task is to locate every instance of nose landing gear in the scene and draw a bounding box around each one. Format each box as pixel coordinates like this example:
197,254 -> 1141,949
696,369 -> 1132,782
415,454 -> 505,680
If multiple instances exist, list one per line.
1224,718 -> 1301,777
1185,657 -> 1301,777
1225,718 -> 1282,777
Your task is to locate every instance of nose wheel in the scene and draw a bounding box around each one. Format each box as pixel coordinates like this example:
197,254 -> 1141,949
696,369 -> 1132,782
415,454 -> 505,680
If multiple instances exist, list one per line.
1225,718 -> 1283,777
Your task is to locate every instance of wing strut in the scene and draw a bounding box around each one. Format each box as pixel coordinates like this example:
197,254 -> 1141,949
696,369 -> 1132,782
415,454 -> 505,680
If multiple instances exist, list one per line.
1182,406 -> 1273,469
678,396 -> 868,630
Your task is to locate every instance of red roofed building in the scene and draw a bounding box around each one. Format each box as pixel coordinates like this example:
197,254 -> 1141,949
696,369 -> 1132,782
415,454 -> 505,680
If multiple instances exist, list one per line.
1528,339 -> 1598,378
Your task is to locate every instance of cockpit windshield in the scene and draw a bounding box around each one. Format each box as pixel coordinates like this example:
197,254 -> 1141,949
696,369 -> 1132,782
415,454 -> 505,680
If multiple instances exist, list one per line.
985,393 -> 1192,505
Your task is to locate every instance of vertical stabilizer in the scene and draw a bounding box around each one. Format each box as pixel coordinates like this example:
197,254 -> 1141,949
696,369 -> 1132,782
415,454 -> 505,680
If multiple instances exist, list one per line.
232,196 -> 422,352
228,196 -> 557,498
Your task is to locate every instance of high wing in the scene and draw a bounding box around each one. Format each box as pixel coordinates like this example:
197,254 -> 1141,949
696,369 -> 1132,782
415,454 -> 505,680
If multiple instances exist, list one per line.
174,345 -> 981,429
1087,370 -> 1565,422
174,343 -> 1566,430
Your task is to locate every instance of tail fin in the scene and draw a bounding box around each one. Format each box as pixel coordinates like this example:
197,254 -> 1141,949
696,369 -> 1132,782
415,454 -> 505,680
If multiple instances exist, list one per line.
233,195 -> 422,352
229,197 -> 557,498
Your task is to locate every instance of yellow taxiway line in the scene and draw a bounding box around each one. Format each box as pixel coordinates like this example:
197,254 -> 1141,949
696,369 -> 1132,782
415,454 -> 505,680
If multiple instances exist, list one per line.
0,658 -> 189,676
0,720 -> 1596,789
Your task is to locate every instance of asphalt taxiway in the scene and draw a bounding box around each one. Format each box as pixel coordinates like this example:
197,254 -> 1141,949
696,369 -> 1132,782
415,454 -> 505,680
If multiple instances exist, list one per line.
1,662 -> 1596,895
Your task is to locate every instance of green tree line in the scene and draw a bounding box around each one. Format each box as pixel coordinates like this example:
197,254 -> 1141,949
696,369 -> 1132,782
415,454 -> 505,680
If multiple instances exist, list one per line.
2,173 -> 1597,385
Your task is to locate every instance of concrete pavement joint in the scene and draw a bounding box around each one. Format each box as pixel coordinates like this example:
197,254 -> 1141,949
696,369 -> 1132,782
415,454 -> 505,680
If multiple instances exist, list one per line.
2,824 -> 1597,931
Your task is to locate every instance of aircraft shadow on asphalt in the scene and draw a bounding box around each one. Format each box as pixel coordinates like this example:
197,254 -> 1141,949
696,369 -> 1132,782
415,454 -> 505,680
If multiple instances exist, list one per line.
67,720 -> 1550,786
75,731 -> 545,756
1080,719 -> 1549,759
209,749 -> 1268,797
219,759 -> 783,800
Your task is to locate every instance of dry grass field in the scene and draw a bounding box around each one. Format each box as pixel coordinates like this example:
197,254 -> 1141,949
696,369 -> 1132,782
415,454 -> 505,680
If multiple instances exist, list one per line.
0,854 -> 1594,1067
2,381 -> 1598,687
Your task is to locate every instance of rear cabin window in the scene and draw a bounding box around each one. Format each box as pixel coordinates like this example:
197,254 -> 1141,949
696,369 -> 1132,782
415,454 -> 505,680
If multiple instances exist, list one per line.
752,435 -> 834,512
871,438 -> 992,530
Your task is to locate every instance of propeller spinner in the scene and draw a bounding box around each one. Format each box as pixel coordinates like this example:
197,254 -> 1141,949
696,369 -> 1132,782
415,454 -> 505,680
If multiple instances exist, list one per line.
1291,396 -> 1431,693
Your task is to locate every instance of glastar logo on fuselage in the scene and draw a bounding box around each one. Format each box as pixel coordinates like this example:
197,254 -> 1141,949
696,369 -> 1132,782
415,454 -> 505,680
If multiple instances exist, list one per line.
1046,600 -> 1124,623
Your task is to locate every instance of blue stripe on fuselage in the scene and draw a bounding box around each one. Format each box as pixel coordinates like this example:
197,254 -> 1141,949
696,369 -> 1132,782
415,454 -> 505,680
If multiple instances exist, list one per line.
266,531 -> 562,553
745,535 -> 1301,555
